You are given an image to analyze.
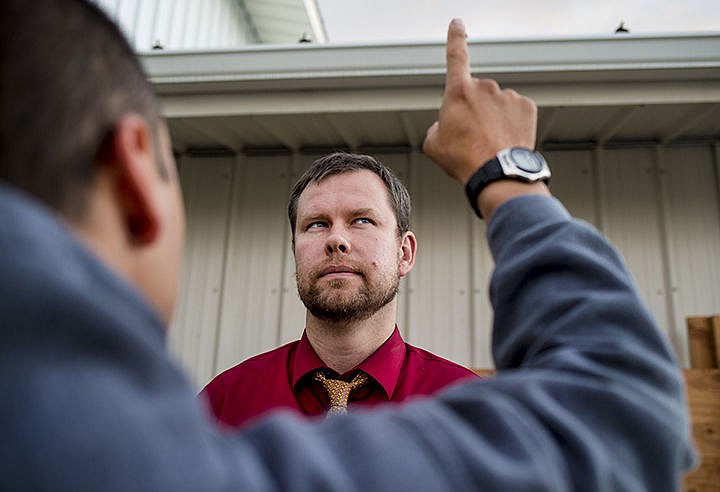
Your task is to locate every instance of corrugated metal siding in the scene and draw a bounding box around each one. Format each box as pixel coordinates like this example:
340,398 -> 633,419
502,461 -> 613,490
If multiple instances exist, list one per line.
662,145 -> 720,356
409,154 -> 476,364
214,154 -> 294,372
170,144 -> 720,389
170,154 -> 234,382
92,0 -> 254,51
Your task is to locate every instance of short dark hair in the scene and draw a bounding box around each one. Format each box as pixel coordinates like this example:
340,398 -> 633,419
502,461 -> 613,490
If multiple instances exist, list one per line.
0,0 -> 163,220
288,152 -> 412,241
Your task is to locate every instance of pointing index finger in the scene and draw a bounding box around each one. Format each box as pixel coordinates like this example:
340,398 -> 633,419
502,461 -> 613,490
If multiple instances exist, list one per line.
445,18 -> 471,90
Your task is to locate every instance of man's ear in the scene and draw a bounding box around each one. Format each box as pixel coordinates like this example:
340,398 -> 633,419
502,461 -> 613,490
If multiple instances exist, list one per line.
398,231 -> 417,277
98,114 -> 161,245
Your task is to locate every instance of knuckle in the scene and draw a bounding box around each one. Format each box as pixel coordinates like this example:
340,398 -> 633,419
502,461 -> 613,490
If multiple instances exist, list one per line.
520,94 -> 537,112
450,78 -> 475,101
475,78 -> 500,93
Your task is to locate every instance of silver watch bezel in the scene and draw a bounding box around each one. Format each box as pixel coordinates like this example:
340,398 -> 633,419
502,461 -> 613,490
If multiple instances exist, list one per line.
496,147 -> 551,182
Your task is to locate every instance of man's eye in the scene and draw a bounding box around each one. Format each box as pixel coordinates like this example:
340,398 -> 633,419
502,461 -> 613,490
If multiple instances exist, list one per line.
307,221 -> 327,229
354,218 -> 372,225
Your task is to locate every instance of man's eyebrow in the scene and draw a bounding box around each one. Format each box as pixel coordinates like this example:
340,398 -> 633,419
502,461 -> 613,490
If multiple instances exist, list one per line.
299,212 -> 327,223
302,207 -> 378,218
349,207 -> 378,217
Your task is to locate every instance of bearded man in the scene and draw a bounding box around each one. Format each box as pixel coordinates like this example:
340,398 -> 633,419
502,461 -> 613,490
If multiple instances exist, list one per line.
201,152 -> 477,426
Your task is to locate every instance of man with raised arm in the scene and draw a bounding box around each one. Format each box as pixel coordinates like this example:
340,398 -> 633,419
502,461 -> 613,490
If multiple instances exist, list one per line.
0,1 -> 693,489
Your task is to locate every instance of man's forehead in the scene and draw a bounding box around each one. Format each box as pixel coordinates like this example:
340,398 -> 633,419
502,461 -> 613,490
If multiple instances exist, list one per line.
297,169 -> 392,214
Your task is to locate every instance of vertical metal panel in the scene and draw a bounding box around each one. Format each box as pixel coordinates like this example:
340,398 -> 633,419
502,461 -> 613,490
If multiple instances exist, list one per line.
662,145 -> 720,365
92,0 -> 252,51
598,148 -> 672,340
276,236 -> 306,346
114,0 -> 139,42
181,1 -> 201,48
131,0 -> 154,49
213,155 -> 293,375
408,155 -> 473,366
545,150 -> 596,224
277,153 -> 313,346
166,0 -> 188,48
170,154 -> 234,389
470,203 -> 494,369
192,0 -> 210,47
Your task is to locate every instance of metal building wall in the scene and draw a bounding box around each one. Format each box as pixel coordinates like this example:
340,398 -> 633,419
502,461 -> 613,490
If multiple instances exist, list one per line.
92,0 -> 254,51
170,144 -> 720,389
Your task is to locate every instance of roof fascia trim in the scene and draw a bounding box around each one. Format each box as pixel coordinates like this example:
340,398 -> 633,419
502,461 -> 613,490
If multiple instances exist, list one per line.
142,33 -> 720,94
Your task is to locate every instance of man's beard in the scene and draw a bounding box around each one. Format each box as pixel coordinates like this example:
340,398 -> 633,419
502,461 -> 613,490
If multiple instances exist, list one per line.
297,271 -> 399,323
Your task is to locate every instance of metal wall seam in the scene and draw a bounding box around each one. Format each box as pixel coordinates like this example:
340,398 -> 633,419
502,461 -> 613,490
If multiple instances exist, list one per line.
653,146 -> 685,365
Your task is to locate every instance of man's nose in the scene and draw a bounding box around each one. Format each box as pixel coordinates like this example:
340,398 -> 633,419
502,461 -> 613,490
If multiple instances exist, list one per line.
325,230 -> 350,255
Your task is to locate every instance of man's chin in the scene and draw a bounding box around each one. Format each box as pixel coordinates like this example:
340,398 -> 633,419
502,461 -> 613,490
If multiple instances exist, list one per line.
310,295 -> 360,314
323,278 -> 353,289
308,305 -> 372,324
301,291 -> 368,323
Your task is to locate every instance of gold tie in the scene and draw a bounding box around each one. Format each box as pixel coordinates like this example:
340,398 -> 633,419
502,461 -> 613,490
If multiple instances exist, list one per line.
314,370 -> 369,417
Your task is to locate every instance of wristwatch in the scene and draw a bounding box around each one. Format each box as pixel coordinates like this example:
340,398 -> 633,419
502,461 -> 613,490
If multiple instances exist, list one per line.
464,147 -> 551,218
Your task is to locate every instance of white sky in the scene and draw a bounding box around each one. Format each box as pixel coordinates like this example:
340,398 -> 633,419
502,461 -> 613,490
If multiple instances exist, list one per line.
316,0 -> 720,43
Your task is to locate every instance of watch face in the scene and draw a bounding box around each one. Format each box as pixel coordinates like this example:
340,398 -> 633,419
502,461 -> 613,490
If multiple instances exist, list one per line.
510,148 -> 544,173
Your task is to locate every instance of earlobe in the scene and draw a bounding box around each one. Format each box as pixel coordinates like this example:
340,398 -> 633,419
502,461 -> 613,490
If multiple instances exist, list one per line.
398,231 -> 417,277
103,114 -> 161,246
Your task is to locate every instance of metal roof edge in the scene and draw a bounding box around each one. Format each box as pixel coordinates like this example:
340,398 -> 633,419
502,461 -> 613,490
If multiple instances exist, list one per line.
142,33 -> 720,94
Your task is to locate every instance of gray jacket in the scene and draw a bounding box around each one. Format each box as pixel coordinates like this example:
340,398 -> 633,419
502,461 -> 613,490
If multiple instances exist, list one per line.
0,183 -> 694,491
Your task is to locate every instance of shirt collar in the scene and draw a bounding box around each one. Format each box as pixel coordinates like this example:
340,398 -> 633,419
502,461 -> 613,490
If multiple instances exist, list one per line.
292,331 -> 326,388
292,326 -> 406,399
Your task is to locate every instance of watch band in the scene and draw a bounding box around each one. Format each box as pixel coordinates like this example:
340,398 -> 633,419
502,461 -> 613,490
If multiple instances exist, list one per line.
464,158 -> 504,219
464,148 -> 550,219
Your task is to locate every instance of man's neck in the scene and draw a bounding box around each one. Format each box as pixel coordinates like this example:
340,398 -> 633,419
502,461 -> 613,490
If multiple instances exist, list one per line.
305,301 -> 397,375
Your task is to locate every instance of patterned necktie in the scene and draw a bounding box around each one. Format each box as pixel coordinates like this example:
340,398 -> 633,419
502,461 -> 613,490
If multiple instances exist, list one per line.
314,370 -> 369,417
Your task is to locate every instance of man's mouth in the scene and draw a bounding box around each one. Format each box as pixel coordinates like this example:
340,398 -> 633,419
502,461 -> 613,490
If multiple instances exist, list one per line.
318,265 -> 361,279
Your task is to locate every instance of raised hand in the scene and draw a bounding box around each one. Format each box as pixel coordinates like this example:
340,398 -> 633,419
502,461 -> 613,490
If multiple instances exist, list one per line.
423,19 -> 538,187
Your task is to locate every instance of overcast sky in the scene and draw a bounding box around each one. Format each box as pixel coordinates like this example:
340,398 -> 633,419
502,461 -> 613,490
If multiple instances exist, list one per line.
316,0 -> 720,43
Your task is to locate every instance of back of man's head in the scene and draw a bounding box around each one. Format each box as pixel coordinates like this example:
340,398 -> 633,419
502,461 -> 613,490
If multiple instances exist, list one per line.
0,0 -> 161,221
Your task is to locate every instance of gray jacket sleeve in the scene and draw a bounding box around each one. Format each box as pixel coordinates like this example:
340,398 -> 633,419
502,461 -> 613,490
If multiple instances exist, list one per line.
232,195 -> 695,492
0,189 -> 695,492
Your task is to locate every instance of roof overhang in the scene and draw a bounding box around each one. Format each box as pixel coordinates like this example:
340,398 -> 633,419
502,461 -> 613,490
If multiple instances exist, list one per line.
141,33 -> 720,152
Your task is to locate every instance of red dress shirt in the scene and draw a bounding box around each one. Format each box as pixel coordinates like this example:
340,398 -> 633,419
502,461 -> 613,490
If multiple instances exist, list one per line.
200,326 -> 478,429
